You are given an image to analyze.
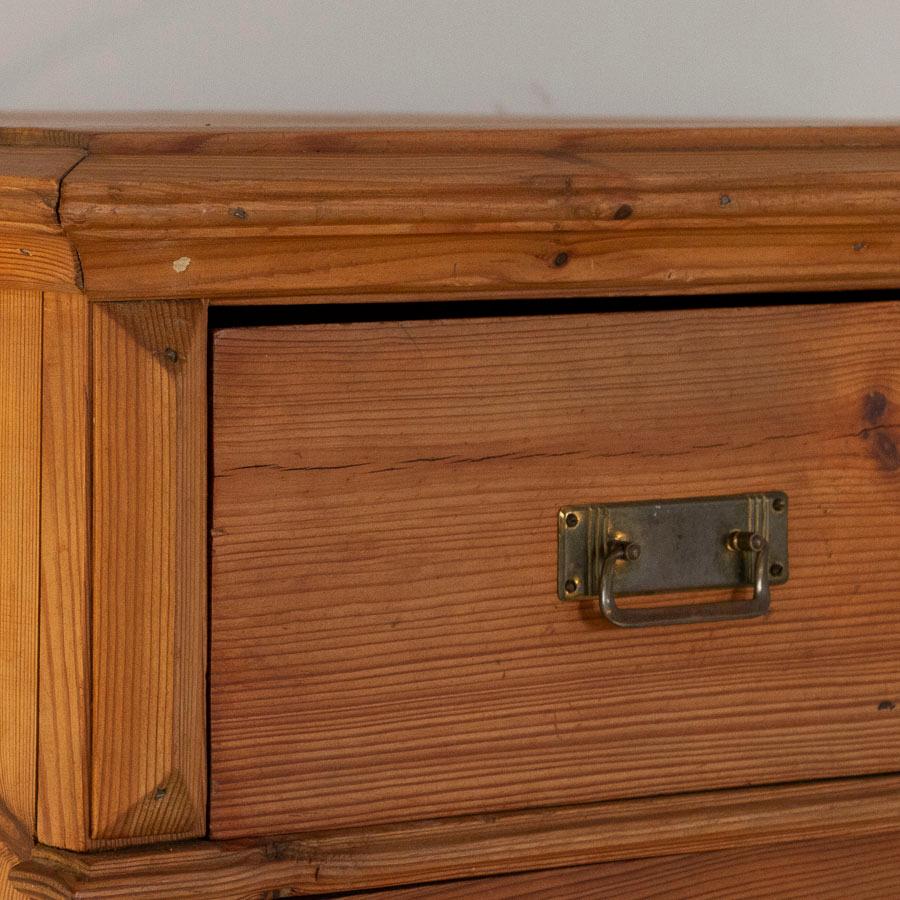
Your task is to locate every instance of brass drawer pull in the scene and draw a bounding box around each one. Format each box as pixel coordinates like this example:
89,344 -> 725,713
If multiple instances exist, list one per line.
599,532 -> 770,627
558,493 -> 788,628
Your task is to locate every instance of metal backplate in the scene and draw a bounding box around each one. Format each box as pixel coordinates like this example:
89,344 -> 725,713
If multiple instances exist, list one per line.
558,492 -> 788,601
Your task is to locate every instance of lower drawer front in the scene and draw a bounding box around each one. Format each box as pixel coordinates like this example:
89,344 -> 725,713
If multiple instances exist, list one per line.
211,301 -> 900,838
328,831 -> 900,899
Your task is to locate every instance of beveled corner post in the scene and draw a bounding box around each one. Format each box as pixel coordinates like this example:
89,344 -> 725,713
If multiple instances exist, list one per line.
39,294 -> 208,850
2,141 -> 208,861
0,288 -> 42,885
87,300 -> 207,843
1,144 -> 86,883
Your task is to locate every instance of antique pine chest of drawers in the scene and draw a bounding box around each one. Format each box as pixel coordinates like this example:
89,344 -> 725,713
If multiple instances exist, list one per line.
2,123 -> 900,898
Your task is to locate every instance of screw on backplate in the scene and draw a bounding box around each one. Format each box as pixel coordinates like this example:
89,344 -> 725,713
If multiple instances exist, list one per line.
769,562 -> 784,577
772,497 -> 786,512
609,540 -> 641,561
164,347 -> 179,363
565,512 -> 579,528
622,542 -> 641,561
564,578 -> 578,594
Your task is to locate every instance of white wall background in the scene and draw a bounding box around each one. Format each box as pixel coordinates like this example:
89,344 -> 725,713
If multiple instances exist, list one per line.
3,0 -> 899,119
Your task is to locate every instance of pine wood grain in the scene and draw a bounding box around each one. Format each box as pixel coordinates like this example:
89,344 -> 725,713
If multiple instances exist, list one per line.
110,122 -> 893,155
7,126 -> 900,302
7,121 -> 900,156
0,848 -> 20,900
90,300 -> 208,841
0,800 -> 32,877
60,148 -> 900,235
73,224 -> 900,304
0,146 -> 84,290
0,147 -> 84,231
0,127 -> 89,149
11,774 -> 900,898
0,799 -> 33,900
37,292 -> 92,850
212,300 -> 900,838
0,289 -> 42,845
30,121 -> 900,153
0,232 -> 82,292
59,133 -> 900,302
332,830 -> 900,900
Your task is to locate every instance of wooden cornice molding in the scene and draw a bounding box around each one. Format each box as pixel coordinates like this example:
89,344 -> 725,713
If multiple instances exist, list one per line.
2,124 -> 899,301
0,147 -> 84,230
0,146 -> 85,291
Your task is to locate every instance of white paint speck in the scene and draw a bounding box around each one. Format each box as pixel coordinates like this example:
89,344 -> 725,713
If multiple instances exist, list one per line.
172,256 -> 191,273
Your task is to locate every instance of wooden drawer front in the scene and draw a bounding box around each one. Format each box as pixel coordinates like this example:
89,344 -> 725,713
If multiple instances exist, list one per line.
210,301 -> 900,839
